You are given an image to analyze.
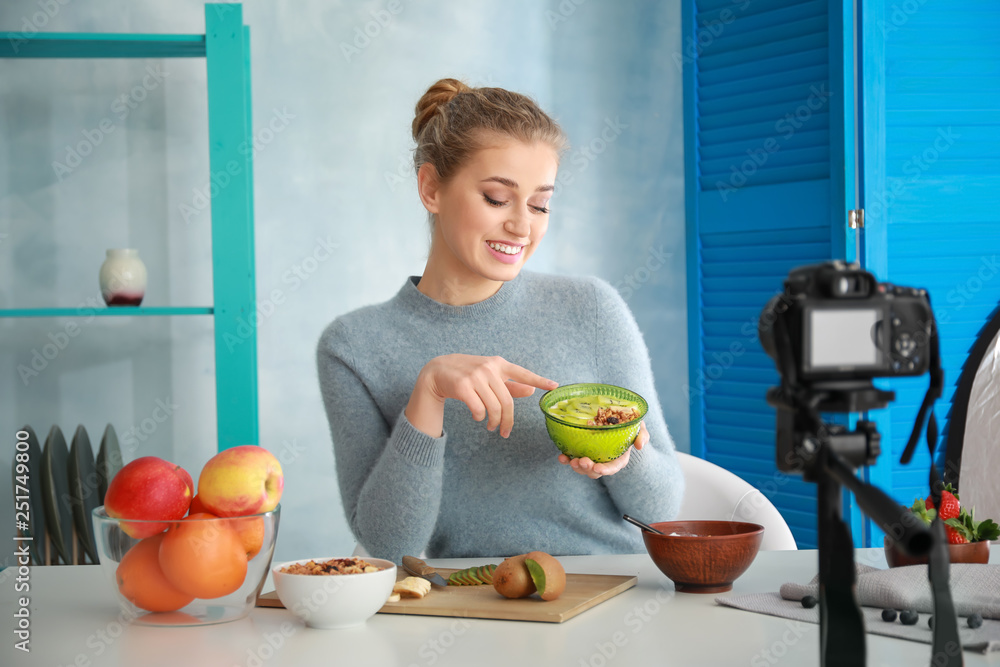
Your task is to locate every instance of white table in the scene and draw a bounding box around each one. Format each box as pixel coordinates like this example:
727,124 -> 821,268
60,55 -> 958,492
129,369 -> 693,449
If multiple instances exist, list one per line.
1,547 -> 995,667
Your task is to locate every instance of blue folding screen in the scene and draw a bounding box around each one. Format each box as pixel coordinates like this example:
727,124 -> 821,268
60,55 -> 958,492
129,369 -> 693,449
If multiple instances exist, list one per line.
859,0 -> 1000,546
684,0 -> 854,549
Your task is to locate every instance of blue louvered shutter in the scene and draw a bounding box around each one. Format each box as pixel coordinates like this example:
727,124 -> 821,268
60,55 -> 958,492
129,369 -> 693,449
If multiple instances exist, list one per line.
860,0 -> 1000,547
684,0 -> 854,549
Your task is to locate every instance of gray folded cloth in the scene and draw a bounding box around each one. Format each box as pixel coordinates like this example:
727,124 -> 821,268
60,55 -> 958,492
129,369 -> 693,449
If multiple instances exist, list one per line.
716,563 -> 1000,654
780,563 -> 1000,620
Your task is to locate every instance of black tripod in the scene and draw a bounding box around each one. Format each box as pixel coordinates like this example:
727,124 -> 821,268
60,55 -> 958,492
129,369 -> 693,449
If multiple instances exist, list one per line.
767,381 -> 962,667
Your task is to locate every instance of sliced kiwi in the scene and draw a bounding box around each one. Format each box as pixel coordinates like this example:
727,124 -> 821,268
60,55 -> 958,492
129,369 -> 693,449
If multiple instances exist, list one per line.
447,565 -> 498,585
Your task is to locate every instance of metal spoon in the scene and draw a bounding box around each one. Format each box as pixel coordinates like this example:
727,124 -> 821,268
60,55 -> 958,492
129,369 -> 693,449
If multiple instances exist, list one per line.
623,514 -> 665,535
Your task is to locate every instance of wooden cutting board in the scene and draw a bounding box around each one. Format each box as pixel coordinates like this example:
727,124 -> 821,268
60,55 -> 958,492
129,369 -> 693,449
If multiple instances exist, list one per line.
257,567 -> 637,623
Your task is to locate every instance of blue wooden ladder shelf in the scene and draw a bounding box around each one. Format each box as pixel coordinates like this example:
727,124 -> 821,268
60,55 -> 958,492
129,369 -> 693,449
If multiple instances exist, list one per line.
1,3 -> 258,452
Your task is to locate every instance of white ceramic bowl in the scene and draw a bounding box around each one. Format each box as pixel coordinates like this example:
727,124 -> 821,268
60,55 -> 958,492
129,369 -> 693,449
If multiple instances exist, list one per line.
271,557 -> 397,629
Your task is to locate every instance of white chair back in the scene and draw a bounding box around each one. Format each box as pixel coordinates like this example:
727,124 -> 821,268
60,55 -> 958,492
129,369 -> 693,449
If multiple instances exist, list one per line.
675,451 -> 797,550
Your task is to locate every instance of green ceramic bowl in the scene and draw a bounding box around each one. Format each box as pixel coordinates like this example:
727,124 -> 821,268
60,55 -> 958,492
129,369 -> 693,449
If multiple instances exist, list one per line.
538,383 -> 648,462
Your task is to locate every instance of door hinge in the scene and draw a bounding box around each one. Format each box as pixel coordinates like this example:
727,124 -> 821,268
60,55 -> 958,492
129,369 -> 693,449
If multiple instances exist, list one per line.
848,209 -> 865,229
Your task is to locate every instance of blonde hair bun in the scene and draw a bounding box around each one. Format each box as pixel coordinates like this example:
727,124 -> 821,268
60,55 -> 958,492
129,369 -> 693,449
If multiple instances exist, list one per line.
410,76 -> 567,186
412,78 -> 472,141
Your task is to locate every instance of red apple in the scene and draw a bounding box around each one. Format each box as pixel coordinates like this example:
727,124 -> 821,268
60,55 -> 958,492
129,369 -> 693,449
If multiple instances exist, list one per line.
177,467 -> 194,497
188,494 -> 208,515
197,445 -> 283,517
105,457 -> 193,538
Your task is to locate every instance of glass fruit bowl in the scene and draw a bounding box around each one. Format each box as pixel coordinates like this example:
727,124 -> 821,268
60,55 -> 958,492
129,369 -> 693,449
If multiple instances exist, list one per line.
538,383 -> 648,462
92,504 -> 280,626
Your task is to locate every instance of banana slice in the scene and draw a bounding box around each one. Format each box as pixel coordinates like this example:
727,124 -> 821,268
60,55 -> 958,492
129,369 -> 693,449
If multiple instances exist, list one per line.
393,576 -> 432,599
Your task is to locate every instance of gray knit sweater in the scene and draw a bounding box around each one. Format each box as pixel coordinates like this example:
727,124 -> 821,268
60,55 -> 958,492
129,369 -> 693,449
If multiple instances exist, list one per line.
316,270 -> 684,563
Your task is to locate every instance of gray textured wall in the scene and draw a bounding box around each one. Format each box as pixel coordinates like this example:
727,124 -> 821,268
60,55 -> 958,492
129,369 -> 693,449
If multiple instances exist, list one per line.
0,0 -> 685,564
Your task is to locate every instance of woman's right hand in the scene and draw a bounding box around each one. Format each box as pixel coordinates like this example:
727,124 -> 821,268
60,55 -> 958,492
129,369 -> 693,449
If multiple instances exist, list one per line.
405,354 -> 558,439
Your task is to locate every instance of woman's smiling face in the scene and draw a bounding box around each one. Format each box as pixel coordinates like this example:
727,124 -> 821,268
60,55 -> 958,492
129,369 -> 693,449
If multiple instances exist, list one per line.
421,138 -> 559,286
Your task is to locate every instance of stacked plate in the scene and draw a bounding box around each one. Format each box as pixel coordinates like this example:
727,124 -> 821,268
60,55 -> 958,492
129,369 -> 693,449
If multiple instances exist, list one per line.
16,424 -> 123,565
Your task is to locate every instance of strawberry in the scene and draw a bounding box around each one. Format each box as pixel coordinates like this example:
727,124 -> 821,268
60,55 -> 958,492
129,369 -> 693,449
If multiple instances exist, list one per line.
944,507 -> 1000,544
925,482 -> 958,511
945,524 -> 968,544
936,490 -> 961,521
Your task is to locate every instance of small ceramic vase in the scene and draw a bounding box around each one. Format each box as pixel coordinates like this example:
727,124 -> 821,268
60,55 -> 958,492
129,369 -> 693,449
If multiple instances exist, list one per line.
99,249 -> 147,306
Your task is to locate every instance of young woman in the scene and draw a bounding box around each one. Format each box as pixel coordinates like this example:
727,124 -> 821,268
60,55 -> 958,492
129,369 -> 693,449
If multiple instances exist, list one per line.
317,79 -> 683,563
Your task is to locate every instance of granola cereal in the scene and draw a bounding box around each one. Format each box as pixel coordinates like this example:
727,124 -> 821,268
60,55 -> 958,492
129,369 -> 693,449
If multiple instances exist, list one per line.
587,406 -> 640,426
279,557 -> 385,575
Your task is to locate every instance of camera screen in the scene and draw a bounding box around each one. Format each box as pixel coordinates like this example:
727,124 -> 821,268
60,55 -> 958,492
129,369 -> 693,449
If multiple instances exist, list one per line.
807,308 -> 882,369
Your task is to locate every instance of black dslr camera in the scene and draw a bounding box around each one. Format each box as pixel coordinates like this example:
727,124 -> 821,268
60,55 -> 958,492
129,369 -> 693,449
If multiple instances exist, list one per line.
758,262 -> 958,667
759,261 -> 935,475
759,260 -> 934,386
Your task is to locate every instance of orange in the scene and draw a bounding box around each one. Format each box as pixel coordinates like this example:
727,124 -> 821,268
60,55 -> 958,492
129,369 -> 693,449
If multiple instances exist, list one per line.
228,516 -> 265,560
159,512 -> 248,599
116,533 -> 194,612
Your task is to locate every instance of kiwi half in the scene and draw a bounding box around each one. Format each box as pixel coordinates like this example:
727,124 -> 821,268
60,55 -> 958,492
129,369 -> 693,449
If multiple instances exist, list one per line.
524,551 -> 566,601
492,555 -> 535,599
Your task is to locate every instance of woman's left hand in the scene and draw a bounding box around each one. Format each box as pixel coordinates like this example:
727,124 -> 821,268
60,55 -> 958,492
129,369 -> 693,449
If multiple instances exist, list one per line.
558,421 -> 648,479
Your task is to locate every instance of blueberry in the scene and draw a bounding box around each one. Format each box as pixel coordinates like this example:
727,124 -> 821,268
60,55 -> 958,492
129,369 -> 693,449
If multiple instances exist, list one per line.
968,613 -> 983,629
801,595 -> 818,609
928,615 -> 934,629
882,609 -> 898,622
900,610 -> 919,626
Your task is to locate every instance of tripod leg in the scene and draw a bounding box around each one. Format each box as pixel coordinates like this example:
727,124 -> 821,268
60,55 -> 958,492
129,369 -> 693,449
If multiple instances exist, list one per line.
818,473 -> 866,667
927,519 -> 963,666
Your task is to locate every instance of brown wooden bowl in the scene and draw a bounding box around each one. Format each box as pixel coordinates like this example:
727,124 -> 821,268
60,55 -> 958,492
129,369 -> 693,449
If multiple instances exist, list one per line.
642,520 -> 765,594
883,535 -> 990,568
